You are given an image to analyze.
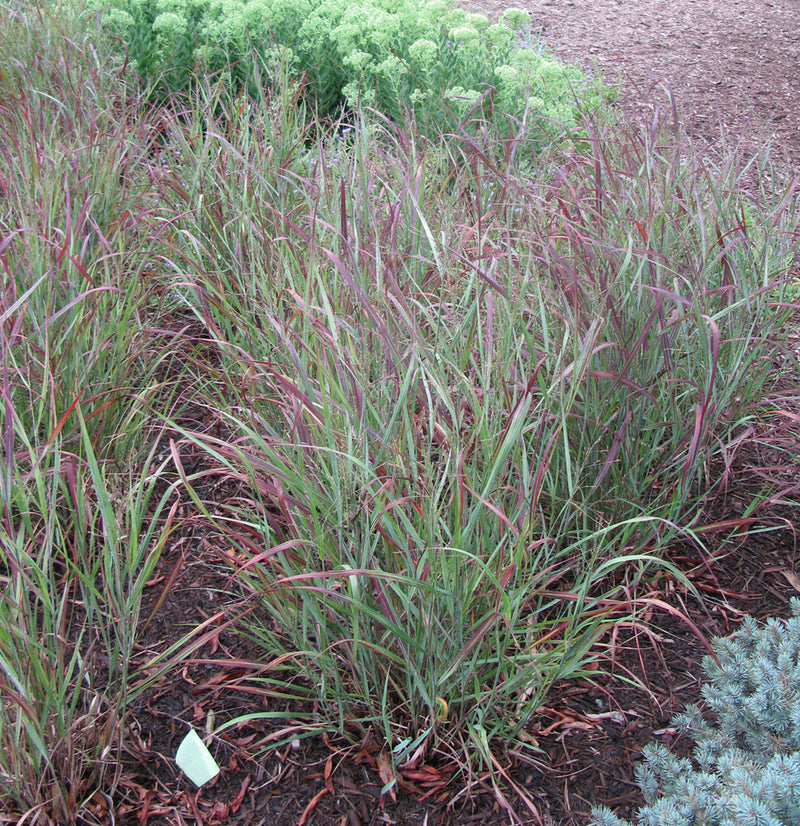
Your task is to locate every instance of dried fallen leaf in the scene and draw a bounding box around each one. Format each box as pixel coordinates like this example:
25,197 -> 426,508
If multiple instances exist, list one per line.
401,766 -> 444,784
299,788 -> 328,825
782,568 -> 800,593
377,750 -> 397,803
206,801 -> 230,824
230,775 -> 250,813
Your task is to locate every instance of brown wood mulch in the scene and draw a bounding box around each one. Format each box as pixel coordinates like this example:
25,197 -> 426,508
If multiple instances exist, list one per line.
468,0 -> 800,176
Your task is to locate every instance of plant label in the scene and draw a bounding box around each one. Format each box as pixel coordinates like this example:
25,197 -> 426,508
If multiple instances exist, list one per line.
175,728 -> 220,787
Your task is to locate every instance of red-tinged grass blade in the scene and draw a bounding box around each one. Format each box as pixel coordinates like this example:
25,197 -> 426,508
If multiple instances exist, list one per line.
627,596 -> 720,666
45,390 -> 84,447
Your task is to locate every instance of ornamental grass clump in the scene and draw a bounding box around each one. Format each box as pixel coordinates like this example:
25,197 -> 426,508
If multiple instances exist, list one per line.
0,3 -> 195,819
151,74 -> 798,804
87,0 -> 605,144
593,600 -> 800,826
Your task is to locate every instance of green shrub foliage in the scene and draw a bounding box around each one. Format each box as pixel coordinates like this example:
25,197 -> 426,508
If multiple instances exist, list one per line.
88,0 -> 602,138
592,599 -> 800,826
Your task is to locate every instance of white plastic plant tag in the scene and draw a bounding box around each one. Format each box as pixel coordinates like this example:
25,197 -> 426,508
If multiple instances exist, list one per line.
175,728 -> 220,787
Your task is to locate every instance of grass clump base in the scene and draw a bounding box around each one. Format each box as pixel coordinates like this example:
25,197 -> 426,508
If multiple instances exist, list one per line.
593,599 -> 800,826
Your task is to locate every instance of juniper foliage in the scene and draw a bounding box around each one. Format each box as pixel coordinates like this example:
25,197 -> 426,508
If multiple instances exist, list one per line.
592,598 -> 800,826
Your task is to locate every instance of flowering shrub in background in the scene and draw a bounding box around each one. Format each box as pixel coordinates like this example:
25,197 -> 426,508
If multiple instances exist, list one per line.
87,0 -> 605,142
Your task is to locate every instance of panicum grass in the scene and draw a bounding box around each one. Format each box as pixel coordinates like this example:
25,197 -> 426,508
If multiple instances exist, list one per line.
154,78 -> 799,795
0,2 -> 192,818
1,0 -> 798,816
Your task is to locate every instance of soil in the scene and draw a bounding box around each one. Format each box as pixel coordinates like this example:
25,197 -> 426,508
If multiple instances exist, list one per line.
470,0 -> 800,175
110,4 -> 800,825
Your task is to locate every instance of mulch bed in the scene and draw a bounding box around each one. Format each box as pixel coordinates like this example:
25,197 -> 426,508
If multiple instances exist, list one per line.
469,0 -> 800,175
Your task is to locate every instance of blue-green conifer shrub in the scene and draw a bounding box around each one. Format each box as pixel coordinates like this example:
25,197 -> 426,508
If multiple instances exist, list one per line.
592,598 -> 800,826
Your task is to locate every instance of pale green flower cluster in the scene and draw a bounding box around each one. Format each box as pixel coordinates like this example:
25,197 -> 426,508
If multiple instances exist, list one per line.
99,6 -> 134,31
500,7 -> 530,29
152,11 -> 188,45
444,85 -> 481,117
465,12 -> 489,29
485,23 -> 513,48
493,64 -> 519,86
408,37 -> 437,71
448,25 -> 479,43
